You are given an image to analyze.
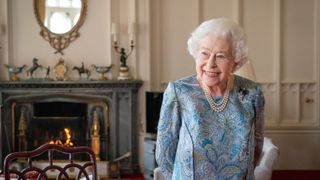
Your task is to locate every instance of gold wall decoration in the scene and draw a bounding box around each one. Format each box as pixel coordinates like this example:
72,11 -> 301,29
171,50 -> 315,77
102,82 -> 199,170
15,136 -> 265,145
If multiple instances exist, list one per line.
18,110 -> 27,151
91,109 -> 101,160
33,0 -> 88,55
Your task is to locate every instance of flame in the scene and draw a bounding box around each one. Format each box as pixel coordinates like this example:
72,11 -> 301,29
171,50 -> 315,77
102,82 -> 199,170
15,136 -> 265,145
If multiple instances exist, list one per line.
64,128 -> 74,147
48,128 -> 74,146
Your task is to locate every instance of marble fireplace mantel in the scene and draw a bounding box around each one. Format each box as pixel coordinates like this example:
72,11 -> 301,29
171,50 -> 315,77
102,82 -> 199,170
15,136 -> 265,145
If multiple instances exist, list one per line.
0,80 -> 143,176
0,80 -> 142,89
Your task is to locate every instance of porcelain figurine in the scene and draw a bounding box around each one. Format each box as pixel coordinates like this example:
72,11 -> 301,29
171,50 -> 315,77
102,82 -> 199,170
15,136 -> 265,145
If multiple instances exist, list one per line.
26,58 -> 43,78
91,64 -> 113,80
4,64 -> 27,81
53,58 -> 68,81
73,62 -> 91,80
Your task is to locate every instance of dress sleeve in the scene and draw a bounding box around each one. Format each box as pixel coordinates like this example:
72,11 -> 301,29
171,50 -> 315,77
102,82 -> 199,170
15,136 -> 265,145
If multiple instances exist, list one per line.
254,85 -> 265,167
155,82 -> 181,179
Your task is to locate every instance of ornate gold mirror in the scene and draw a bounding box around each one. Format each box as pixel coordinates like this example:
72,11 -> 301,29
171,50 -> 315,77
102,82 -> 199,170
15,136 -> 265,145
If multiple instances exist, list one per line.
33,0 -> 87,55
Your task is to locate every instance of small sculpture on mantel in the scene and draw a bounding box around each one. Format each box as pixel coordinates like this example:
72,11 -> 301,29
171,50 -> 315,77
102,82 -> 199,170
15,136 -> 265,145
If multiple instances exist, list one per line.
111,22 -> 135,80
73,62 -> 91,80
44,66 -> 51,79
91,64 -> 113,80
4,64 -> 27,81
27,58 -> 43,79
117,48 -> 132,80
119,48 -> 128,67
53,58 -> 68,81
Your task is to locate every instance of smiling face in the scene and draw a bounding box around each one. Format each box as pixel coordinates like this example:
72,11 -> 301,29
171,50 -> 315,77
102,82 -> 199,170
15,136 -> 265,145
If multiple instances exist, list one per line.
196,34 -> 236,93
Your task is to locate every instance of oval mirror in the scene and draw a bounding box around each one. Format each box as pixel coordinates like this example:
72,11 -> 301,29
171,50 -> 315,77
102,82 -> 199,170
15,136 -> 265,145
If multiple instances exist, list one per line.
33,0 -> 87,55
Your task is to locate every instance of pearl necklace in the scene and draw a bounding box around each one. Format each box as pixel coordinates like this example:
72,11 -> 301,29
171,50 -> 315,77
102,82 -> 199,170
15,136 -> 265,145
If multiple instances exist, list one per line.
202,75 -> 234,112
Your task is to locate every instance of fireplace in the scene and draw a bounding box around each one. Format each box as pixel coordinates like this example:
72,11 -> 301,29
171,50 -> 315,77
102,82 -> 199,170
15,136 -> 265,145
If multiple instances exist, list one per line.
14,100 -> 107,158
0,80 -> 142,176
32,101 -> 88,147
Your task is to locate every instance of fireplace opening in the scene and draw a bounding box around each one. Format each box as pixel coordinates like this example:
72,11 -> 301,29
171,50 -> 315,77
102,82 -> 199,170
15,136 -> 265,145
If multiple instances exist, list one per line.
17,101 -> 89,153
30,116 -> 85,147
14,100 -> 108,161
33,102 -> 87,117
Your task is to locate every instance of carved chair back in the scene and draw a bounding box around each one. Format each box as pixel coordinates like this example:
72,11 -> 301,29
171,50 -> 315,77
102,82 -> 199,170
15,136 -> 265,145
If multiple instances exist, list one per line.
2,144 -> 97,180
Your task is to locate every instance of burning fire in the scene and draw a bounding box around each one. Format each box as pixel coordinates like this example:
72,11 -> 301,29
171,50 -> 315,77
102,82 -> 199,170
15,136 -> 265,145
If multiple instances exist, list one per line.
48,128 -> 74,147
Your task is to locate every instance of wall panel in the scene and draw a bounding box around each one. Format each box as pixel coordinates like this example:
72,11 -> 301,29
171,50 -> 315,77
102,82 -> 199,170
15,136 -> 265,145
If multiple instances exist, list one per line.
280,83 -> 299,124
150,0 -> 198,88
201,0 -> 233,21
300,83 -> 317,124
261,83 -> 278,125
242,0 -> 275,82
159,0 -> 196,83
281,0 -> 316,82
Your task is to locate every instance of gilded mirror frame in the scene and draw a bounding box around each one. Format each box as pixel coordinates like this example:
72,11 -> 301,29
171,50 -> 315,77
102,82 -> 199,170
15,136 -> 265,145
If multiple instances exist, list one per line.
33,0 -> 88,55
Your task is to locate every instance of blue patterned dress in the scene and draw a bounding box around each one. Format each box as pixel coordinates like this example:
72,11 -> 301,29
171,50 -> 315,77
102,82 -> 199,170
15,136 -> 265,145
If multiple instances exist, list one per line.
155,74 -> 265,180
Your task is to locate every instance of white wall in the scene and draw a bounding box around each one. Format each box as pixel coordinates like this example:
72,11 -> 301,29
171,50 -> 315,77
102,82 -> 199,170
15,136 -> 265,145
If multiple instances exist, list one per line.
1,0 -> 320,170
0,0 -> 9,79
2,0 -> 113,80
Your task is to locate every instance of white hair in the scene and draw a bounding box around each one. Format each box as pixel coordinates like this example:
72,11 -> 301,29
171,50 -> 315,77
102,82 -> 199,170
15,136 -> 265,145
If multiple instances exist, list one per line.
187,18 -> 248,70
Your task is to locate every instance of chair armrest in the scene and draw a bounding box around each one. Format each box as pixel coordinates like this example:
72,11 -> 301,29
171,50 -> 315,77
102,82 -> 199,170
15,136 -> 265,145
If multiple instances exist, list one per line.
154,167 -> 165,180
254,137 -> 280,180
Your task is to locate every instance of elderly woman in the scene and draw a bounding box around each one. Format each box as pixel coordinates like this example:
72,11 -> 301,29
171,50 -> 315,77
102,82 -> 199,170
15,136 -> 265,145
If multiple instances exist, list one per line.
155,18 -> 265,179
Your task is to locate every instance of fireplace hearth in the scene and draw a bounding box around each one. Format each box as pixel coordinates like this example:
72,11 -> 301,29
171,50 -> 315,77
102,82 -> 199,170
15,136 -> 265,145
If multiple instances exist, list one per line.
0,80 -> 142,176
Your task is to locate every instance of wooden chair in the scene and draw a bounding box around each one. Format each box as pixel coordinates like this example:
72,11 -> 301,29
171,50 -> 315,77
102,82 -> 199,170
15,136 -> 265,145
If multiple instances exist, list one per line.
2,143 -> 97,180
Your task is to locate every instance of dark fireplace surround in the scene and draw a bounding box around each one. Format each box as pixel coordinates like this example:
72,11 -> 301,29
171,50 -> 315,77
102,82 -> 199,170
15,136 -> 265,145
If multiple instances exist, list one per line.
0,80 -> 142,176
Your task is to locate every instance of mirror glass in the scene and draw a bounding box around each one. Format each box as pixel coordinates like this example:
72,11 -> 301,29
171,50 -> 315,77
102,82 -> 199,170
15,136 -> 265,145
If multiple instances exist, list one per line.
38,0 -> 82,34
34,0 -> 87,54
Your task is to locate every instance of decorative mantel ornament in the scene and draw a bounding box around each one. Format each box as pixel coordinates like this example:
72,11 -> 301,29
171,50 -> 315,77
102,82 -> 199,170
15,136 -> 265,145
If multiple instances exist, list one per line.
111,22 -> 135,80
27,57 -> 43,79
91,64 -> 113,80
33,0 -> 88,55
53,58 -> 68,81
91,109 -> 101,160
73,62 -> 91,80
4,64 -> 27,81
18,110 -> 27,151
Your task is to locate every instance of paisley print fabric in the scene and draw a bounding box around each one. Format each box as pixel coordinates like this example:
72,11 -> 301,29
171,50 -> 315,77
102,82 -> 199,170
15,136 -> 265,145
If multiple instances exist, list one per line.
155,74 -> 265,180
